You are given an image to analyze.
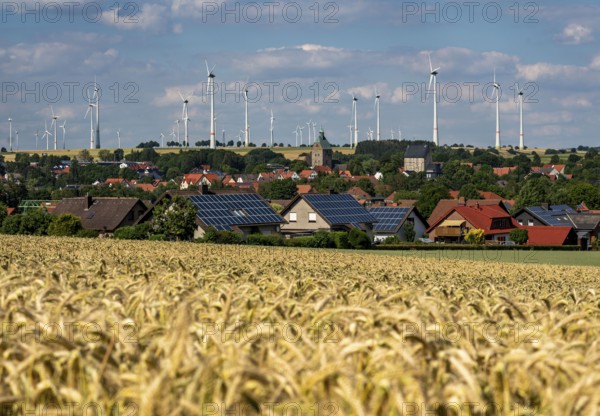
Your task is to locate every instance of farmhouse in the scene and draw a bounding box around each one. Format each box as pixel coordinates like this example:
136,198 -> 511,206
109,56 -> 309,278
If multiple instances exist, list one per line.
426,202 -> 519,243
280,193 -> 378,237
53,196 -> 148,234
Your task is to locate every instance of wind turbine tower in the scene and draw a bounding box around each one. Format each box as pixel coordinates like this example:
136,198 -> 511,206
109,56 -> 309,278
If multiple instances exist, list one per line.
179,93 -> 191,147
518,84 -> 524,149
117,130 -> 121,148
50,106 -> 59,150
493,70 -> 501,148
85,99 -> 96,149
375,88 -> 381,142
270,110 -> 275,147
428,53 -> 440,146
7,118 -> 12,151
352,95 -> 358,148
206,60 -> 216,149
243,83 -> 250,147
93,81 -> 100,148
43,121 -> 52,150
175,120 -> 180,145
60,120 -> 66,149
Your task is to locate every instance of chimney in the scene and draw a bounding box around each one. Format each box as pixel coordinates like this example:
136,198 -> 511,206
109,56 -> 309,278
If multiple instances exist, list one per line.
476,202 -> 480,209
542,202 -> 549,211
85,194 -> 93,209
458,197 -> 466,206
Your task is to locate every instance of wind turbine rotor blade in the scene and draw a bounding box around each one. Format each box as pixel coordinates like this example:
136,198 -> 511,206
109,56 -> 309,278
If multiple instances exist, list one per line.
428,53 -> 433,72
429,75 -> 434,91
50,105 -> 55,117
178,91 -> 185,101
433,67 -> 440,73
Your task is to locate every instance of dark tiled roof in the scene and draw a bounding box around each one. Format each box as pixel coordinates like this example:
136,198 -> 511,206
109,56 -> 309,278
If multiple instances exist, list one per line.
404,145 -> 430,159
53,197 -> 146,232
567,213 -> 600,230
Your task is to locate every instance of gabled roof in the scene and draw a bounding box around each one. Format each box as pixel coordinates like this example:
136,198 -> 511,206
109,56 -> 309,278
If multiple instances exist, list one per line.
346,187 -> 371,199
369,206 -> 427,233
427,203 -> 518,235
567,213 -> 600,231
6,207 -> 16,216
493,167 -> 516,176
53,197 -> 146,232
283,193 -> 377,227
525,226 -> 574,246
404,144 -> 430,159
296,184 -> 313,194
428,199 -> 507,225
515,205 -> 577,226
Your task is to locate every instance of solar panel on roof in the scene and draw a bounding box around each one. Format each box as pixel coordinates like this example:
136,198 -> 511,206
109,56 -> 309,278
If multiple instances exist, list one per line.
369,207 -> 410,232
303,194 -> 377,226
188,193 -> 282,230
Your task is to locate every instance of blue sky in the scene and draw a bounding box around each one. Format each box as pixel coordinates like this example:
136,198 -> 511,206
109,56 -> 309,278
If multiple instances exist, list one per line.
1,0 -> 599,150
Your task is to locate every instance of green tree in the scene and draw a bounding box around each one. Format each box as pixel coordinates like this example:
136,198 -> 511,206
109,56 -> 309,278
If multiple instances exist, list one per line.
553,181 -> 600,209
259,179 -> 297,200
77,149 -> 94,162
1,214 -> 22,234
152,196 -> 198,241
515,176 -> 552,209
19,209 -> 51,235
464,228 -> 485,245
98,149 -> 113,161
404,221 -> 415,242
348,228 -> 371,249
458,183 -> 481,200
0,203 -> 7,226
509,228 -> 528,245
549,154 -> 561,164
48,214 -> 83,236
416,182 -> 450,219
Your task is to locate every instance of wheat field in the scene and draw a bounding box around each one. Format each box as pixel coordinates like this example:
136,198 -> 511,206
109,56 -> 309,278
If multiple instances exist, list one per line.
0,235 -> 599,415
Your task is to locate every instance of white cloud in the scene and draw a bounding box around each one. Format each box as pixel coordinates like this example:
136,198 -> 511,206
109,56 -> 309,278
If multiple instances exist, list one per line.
101,3 -> 169,32
557,24 -> 594,45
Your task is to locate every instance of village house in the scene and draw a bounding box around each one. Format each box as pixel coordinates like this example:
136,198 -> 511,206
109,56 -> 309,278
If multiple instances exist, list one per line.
426,202 -> 519,244
369,206 -> 428,243
52,196 -> 148,234
280,193 -> 378,238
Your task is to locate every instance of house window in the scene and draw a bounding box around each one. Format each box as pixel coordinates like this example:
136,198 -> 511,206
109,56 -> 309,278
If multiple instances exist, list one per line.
528,220 -> 534,226
290,212 -> 297,222
308,212 -> 317,223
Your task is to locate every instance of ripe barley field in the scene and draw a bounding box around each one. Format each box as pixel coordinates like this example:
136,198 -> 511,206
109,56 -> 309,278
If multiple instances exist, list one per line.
1,235 -> 599,415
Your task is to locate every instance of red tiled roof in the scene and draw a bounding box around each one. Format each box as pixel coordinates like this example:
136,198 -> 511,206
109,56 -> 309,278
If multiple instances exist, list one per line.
314,166 -> 333,174
296,184 -> 313,194
480,191 -> 503,200
428,203 -> 518,235
299,170 -> 316,179
428,199 -> 506,226
524,226 -> 573,246
6,207 -> 16,216
131,183 -> 156,192
346,187 -> 370,198
493,167 -> 516,176
449,190 -> 460,199
396,199 -> 417,207
106,178 -> 127,185
182,173 -> 204,185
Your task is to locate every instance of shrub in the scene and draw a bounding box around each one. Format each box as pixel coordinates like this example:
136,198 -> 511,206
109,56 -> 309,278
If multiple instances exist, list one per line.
246,234 -> 284,246
48,214 -> 83,236
313,231 -> 335,248
1,214 -> 22,235
381,235 -> 402,245
331,231 -> 351,249
202,229 -> 244,244
19,209 -> 51,235
464,229 -> 485,245
149,234 -> 166,241
348,228 -> 371,249
509,228 -> 529,245
285,236 -> 317,247
114,223 -> 150,240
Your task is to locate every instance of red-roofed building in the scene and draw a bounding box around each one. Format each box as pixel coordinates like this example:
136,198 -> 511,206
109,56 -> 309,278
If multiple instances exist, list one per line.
426,202 -> 519,243
296,184 -> 314,194
524,226 -> 577,246
180,173 -> 221,190
6,207 -> 16,216
346,187 -> 371,203
493,167 -> 516,176
428,199 -> 510,227
449,190 -> 503,200
299,170 -> 318,180
130,183 -> 156,192
105,178 -> 130,187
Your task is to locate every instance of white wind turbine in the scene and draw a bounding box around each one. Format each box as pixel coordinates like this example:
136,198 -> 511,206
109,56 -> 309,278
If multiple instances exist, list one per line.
15,130 -> 18,150
242,81 -> 251,147
35,130 -> 39,150
7,118 -> 12,151
390,129 -> 395,140
117,130 -> 121,148
293,126 -> 299,147
368,127 -> 374,141
270,109 -> 275,147
60,120 -> 66,149
312,121 -> 317,143
206,59 -> 216,149
93,80 -> 101,149
428,53 -> 440,146
298,125 -> 305,146
347,125 -> 353,146
175,119 -> 180,145
50,106 -> 59,150
160,133 -> 165,147
85,98 -> 96,149
170,128 -> 176,146
351,95 -> 358,148
517,83 -> 525,149
178,91 -> 193,147
374,87 -> 381,142
42,121 -> 52,150
306,120 -> 312,146
493,69 -> 501,148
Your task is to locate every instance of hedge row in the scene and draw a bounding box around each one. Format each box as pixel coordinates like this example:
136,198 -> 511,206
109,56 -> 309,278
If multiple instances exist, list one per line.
371,244 -> 582,251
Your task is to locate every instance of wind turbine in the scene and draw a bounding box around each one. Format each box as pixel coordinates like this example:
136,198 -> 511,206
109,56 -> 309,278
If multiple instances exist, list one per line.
160,133 -> 165,147
169,128 -> 176,146
15,130 -> 18,150
175,119 -> 180,145
293,127 -> 299,147
312,121 -> 317,143
242,81 -> 251,147
306,120 -> 312,146
43,121 -> 52,150
35,130 -> 39,150
347,125 -> 353,146
299,125 -> 305,146
368,127 -> 374,141
374,87 -> 381,142
59,120 -> 66,149
93,80 -> 100,149
117,130 -> 121,148
493,69 -> 501,148
428,53 -> 440,146
351,95 -> 358,148
390,129 -> 394,140
50,106 -> 59,150
85,99 -> 96,150
270,109 -> 275,147
517,83 -> 524,149
7,118 -> 12,151
178,91 -> 192,147
206,59 -> 216,149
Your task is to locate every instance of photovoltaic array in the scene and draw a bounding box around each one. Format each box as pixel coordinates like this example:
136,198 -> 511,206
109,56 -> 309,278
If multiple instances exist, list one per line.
369,207 -> 411,232
188,194 -> 283,231
528,205 -> 576,226
303,194 -> 377,226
